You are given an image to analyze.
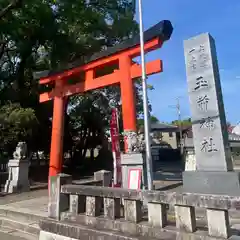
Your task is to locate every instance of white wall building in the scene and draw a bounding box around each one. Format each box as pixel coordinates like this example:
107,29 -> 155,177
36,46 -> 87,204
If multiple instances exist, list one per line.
232,123 -> 240,136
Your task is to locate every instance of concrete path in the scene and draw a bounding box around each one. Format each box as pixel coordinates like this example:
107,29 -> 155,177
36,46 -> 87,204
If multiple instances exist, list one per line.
0,190 -> 47,240
0,189 -> 48,205
0,189 -> 48,219
0,196 -> 48,218
0,231 -> 29,240
1,171 -> 240,238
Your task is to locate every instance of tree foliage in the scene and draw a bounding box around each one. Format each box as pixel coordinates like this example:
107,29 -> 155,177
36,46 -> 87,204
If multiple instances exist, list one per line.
0,103 -> 38,155
137,115 -> 159,130
0,0 -> 22,19
171,118 -> 192,127
0,0 -> 155,165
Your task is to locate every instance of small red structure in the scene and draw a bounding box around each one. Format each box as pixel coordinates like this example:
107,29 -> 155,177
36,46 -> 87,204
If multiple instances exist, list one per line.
38,20 -> 173,182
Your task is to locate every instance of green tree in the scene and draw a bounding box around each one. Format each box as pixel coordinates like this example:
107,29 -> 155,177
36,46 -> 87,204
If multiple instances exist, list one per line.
150,116 -> 159,123
0,0 -> 22,19
0,103 -> 38,156
137,115 -> 159,130
172,118 -> 191,127
0,0 -> 147,164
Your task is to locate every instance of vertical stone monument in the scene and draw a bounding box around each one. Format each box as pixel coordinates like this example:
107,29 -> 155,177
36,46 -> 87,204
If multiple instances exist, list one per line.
4,142 -> 30,193
183,33 -> 240,195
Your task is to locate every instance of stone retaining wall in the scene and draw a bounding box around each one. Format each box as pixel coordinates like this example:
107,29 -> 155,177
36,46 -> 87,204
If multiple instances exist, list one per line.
39,173 -> 240,240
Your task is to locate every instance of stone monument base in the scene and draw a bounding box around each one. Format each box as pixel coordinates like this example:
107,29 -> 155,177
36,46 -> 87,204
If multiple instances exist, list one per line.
121,153 -> 147,190
4,180 -> 30,193
4,159 -> 30,193
183,171 -> 240,196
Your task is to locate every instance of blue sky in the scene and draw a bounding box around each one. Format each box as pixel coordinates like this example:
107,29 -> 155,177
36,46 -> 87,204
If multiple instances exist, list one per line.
135,0 -> 240,124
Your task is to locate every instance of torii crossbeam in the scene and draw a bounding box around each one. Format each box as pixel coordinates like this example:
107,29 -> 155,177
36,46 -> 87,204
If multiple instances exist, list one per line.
38,20 -> 173,181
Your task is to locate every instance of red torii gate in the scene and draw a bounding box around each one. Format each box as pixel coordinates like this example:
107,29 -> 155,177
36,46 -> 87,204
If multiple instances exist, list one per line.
38,20 -> 173,181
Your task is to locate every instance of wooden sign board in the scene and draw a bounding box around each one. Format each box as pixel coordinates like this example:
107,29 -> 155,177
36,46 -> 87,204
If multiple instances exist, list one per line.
128,168 -> 142,190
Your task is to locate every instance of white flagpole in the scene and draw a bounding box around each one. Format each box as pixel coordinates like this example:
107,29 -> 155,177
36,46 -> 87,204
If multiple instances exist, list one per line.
137,0 -> 153,190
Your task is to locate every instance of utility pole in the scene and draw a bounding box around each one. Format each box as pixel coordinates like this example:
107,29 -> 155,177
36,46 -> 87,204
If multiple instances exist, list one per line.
176,97 -> 183,155
138,0 -> 153,190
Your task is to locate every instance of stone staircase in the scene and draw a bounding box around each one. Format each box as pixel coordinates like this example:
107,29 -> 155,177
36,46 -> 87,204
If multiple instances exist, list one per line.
0,207 -> 44,240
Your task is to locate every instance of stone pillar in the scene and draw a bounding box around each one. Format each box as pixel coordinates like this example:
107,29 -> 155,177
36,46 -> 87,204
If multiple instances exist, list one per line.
175,205 -> 196,232
69,195 -> 86,214
104,198 -> 121,219
86,196 -> 102,217
183,33 -> 240,195
4,159 -> 30,193
124,199 -> 142,223
121,153 -> 147,190
148,202 -> 167,228
48,173 -> 72,220
4,142 -> 30,193
94,170 -> 112,187
206,209 -> 230,238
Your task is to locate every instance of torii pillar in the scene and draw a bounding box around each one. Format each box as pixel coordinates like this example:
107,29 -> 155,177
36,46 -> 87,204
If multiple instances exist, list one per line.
120,56 -> 137,148
49,80 -> 67,178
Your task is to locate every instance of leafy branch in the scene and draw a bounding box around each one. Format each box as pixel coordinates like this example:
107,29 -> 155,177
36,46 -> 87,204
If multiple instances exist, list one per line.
0,0 -> 22,20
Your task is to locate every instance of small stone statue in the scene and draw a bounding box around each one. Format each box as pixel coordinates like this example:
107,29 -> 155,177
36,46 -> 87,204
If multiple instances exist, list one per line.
124,131 -> 146,153
137,131 -> 146,153
124,131 -> 138,153
13,142 -> 28,160
5,141 -> 30,193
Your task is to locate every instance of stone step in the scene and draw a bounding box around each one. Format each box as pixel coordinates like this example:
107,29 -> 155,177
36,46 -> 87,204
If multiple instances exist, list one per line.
40,219 -> 174,240
0,208 -> 45,223
0,217 -> 40,236
0,207 -> 44,239
0,225 -> 38,240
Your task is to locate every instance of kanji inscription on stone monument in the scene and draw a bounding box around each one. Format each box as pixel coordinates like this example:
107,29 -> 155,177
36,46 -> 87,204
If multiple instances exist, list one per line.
184,33 -> 232,171
200,117 -> 215,130
197,94 -> 210,111
194,76 -> 209,90
201,137 -> 218,153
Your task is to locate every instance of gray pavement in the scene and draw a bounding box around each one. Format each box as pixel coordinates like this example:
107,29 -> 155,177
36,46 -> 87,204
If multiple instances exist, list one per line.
0,231 -> 28,240
0,190 -> 46,240
153,160 -> 183,191
0,189 -> 48,205
1,164 -> 240,239
0,195 -> 48,218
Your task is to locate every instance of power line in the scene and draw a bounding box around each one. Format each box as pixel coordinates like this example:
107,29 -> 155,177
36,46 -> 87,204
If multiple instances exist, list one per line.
168,97 -> 184,154
176,97 -> 184,155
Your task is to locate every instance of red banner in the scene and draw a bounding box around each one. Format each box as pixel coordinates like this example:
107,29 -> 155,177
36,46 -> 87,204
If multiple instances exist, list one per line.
110,108 -> 122,187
